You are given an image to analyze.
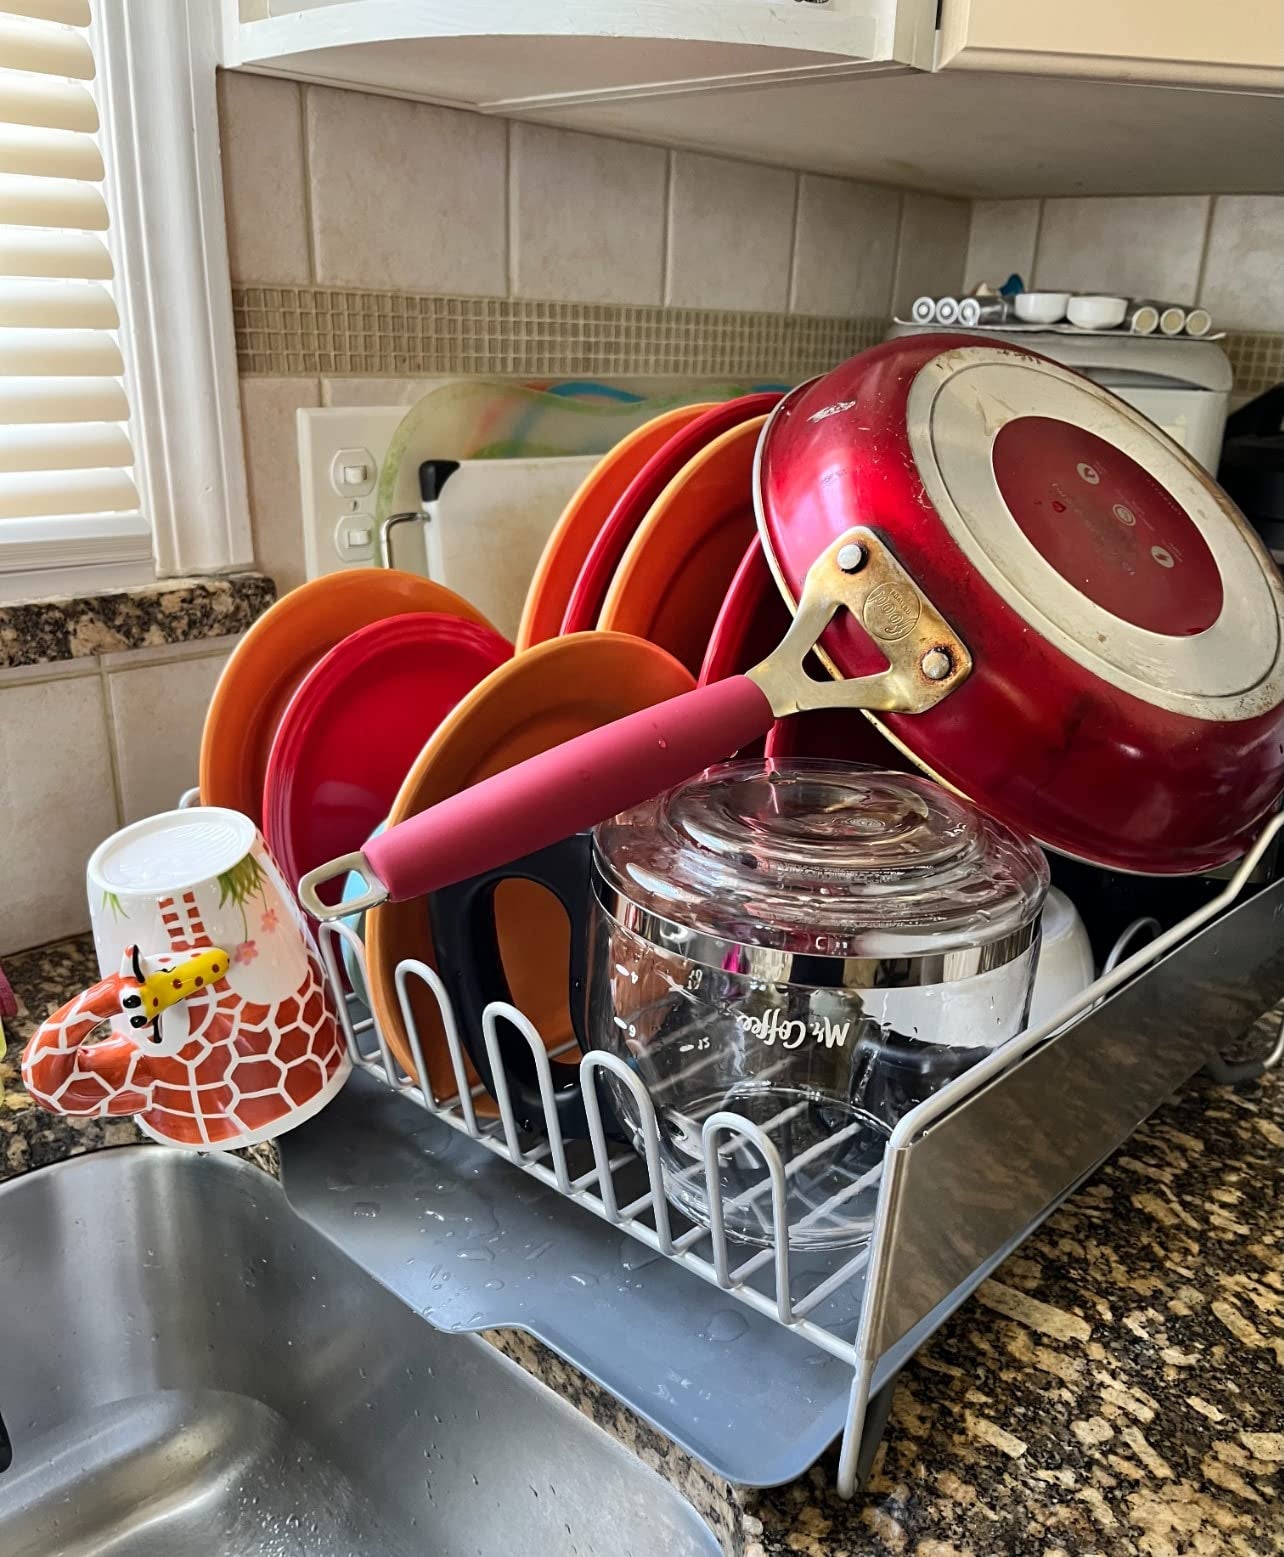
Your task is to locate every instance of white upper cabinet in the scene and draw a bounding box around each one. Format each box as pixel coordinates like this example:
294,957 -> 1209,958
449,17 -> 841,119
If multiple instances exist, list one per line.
937,0 -> 1284,91
223,0 -> 1284,197
228,1 -> 937,107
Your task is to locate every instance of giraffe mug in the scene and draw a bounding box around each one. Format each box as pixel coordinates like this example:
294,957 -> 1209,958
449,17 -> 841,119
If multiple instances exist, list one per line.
23,807 -> 349,1149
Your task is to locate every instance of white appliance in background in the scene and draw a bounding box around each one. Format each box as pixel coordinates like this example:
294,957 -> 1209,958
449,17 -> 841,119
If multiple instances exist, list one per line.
886,325 -> 1232,471
297,406 -> 594,640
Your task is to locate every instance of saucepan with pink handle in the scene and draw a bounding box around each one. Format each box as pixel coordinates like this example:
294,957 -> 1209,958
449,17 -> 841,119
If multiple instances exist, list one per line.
299,334 -> 1284,921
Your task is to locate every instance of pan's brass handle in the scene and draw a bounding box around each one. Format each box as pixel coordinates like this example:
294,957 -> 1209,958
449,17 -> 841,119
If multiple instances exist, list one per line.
749,527 -> 972,718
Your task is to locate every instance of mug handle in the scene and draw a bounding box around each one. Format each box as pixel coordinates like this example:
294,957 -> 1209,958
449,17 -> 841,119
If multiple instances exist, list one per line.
21,944 -> 231,1116
429,833 -> 614,1137
22,974 -> 153,1116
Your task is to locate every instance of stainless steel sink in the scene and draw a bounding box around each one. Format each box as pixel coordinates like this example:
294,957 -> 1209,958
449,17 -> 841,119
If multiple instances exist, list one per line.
0,1148 -> 720,1556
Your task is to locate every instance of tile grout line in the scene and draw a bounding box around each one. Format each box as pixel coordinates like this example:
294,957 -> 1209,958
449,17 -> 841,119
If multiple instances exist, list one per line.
298,82 -> 318,287
96,660 -> 127,832
659,148 -> 674,306
888,191 -> 909,317
1028,198 -> 1047,288
1192,195 -> 1217,308
0,640 -> 237,692
504,117 -> 516,304
785,171 -> 803,315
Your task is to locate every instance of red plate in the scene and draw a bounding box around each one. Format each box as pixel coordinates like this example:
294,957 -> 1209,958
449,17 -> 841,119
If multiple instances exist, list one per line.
264,613 -> 512,907
561,392 -> 783,635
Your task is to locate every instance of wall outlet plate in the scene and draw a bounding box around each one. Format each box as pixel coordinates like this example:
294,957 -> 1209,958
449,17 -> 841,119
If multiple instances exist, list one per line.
297,406 -> 597,637
297,406 -> 408,579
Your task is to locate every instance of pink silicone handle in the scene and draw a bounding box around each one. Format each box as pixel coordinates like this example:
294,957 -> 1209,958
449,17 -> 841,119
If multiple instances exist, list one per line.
364,675 -> 774,903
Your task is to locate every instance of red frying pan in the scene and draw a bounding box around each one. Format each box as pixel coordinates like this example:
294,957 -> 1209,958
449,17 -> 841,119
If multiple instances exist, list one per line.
302,336 -> 1284,919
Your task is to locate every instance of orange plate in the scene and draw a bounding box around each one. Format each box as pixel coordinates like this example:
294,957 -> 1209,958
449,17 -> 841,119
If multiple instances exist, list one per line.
596,418 -> 765,677
516,404 -> 715,651
200,570 -> 495,826
366,633 -> 696,1103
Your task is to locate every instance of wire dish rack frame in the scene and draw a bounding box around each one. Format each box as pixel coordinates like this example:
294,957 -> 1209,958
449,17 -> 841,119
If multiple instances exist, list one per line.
311,814 -> 1284,1499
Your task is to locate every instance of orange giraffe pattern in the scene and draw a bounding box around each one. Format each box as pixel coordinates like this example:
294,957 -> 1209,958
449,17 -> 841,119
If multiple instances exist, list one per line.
23,891 -> 345,1147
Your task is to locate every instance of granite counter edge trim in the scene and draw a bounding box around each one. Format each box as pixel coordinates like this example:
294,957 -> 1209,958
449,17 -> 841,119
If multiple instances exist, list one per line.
0,571 -> 276,670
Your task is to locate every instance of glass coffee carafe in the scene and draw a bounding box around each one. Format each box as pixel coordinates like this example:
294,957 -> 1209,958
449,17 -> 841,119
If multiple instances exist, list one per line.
587,761 -> 1049,1250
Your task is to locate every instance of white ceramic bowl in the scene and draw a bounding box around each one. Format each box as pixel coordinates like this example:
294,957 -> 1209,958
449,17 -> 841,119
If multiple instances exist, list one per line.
1067,294 -> 1127,330
1029,887 -> 1096,1028
1014,291 -> 1069,325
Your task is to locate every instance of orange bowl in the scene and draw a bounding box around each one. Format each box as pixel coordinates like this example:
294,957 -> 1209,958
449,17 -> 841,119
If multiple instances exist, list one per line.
597,418 -> 765,677
200,569 -> 495,825
366,632 -> 696,1100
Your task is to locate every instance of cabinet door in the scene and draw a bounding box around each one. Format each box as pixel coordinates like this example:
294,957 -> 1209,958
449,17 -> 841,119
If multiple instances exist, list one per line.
937,0 -> 1284,90
232,1 -> 938,102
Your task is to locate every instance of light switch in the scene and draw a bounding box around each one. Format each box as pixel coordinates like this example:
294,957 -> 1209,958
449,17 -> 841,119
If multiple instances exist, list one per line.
330,446 -> 378,497
333,513 -> 376,561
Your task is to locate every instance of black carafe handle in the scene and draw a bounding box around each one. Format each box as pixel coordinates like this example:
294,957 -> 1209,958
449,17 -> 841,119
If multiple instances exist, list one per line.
429,834 -> 615,1137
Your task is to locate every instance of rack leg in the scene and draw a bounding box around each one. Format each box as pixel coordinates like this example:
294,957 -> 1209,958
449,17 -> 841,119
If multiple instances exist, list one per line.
835,1358 -> 894,1499
853,1376 -> 896,1491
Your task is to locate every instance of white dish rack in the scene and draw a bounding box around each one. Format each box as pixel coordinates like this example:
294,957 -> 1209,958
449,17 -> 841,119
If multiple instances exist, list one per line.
308,814 -> 1284,1499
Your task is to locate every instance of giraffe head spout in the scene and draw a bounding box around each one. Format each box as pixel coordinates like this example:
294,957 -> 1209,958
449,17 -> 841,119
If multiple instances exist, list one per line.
115,944 -> 230,1048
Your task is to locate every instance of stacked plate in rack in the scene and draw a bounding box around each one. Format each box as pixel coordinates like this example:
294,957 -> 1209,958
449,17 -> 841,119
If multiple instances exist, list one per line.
199,391 -> 807,1111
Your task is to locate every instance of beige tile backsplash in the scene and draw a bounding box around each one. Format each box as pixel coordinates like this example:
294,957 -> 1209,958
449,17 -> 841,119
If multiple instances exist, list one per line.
0,629 -> 239,946
1034,195 -> 1211,301
791,176 -> 902,319
306,87 -> 509,296
510,122 -> 667,305
215,71 -> 1283,608
0,676 -> 118,953
0,638 -> 238,954
238,376 -> 322,596
891,193 -> 971,315
106,649 -> 234,826
1199,196 -> 1284,333
220,72 -> 927,330
665,151 -> 798,312
963,198 -> 1040,292
217,71 -> 311,288
968,193 -> 1282,333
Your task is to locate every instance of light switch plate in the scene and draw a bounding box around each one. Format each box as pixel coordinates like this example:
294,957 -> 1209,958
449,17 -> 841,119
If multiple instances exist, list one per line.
297,406 -> 408,579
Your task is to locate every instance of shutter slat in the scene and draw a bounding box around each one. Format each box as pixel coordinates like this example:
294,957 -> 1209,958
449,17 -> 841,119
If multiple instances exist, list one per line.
0,421 -> 132,472
0,1 -> 90,23
0,69 -> 97,134
0,227 -> 111,278
0,123 -> 102,180
0,326 -> 123,375
0,376 -> 127,423
0,277 -> 116,327
0,466 -> 139,519
0,171 -> 107,229
0,7 -> 143,554
0,15 -> 94,80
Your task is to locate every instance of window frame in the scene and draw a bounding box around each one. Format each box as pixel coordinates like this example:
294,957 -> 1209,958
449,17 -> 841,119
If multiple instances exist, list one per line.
2,0 -> 253,601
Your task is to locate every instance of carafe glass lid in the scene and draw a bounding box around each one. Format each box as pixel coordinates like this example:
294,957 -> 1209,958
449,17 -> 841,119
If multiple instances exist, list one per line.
593,759 -> 1049,958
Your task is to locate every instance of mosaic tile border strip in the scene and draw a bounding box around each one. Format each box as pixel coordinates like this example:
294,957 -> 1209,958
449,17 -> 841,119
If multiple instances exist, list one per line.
1223,332 -> 1284,399
232,286 -> 886,380
233,286 -> 1283,398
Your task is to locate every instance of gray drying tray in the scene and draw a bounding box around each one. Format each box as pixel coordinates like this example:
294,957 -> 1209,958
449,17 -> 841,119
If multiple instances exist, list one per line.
279,1069 -> 893,1487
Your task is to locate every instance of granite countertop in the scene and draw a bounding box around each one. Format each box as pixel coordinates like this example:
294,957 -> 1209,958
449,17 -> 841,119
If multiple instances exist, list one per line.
4,936 -> 1281,1557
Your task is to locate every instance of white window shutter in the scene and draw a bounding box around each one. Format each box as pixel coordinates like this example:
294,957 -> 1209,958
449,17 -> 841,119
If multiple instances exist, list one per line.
0,0 -> 143,545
